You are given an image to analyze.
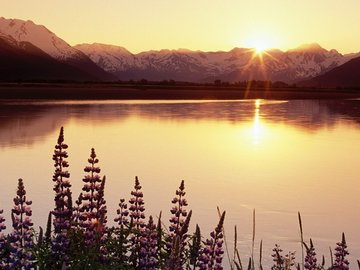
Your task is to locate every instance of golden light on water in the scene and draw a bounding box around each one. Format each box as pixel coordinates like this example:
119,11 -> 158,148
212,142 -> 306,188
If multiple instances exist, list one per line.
252,99 -> 265,145
3,100 -> 360,267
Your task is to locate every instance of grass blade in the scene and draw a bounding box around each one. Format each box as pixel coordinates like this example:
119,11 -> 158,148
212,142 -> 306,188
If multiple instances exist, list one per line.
298,211 -> 304,270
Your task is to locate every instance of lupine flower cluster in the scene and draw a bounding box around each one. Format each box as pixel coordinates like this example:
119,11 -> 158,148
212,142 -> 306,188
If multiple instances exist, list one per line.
333,233 -> 350,270
0,209 -> 6,268
139,216 -> 158,270
129,176 -> 146,230
271,244 -> 297,270
0,127 -> 358,269
164,180 -> 190,268
271,244 -> 283,270
51,126 -> 72,267
304,239 -> 318,270
8,179 -> 34,270
77,148 -> 108,244
128,176 -> 146,267
114,198 -> 129,229
197,211 -> 226,270
73,148 -> 108,265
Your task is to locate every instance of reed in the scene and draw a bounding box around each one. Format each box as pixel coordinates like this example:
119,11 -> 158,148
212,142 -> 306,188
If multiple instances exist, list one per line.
298,212 -> 304,270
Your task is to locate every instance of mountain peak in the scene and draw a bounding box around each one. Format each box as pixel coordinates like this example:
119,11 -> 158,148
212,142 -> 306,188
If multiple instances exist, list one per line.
0,17 -> 76,60
75,42 -> 133,56
290,43 -> 327,52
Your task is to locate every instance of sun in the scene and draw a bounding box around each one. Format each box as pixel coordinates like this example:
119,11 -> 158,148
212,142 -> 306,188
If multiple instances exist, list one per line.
242,33 -> 275,54
254,43 -> 268,54
251,37 -> 271,54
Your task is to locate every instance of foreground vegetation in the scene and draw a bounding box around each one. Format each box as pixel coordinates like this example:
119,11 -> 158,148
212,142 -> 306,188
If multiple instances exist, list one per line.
0,128 -> 354,269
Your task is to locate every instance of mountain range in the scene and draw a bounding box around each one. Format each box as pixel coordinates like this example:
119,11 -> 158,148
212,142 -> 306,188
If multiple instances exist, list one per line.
1,17 -> 359,86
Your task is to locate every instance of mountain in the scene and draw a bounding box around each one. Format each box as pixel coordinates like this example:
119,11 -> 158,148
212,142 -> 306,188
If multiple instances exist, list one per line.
299,56 -> 360,88
75,42 -> 357,83
0,34 -> 114,81
0,17 -> 115,81
1,17 -> 359,84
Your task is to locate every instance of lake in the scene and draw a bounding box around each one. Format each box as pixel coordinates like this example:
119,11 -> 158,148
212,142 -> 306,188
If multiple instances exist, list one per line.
1,99 -> 360,268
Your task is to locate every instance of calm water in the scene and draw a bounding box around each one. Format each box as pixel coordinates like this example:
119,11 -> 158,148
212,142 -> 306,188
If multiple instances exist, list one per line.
1,99 -> 360,267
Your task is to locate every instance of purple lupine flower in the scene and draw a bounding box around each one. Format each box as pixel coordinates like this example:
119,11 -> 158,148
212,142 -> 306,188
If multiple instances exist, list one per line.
197,211 -> 225,270
165,210 -> 192,270
284,251 -> 296,269
333,233 -> 349,270
78,148 -> 107,248
169,180 -> 188,236
8,179 -> 34,270
271,244 -> 284,270
113,198 -> 130,264
304,239 -> 317,270
0,209 -> 5,243
166,180 -> 189,260
128,176 -> 146,267
51,127 -> 72,266
114,198 -> 129,229
139,216 -> 158,270
0,209 -> 6,268
72,192 -> 83,226
129,176 -> 146,229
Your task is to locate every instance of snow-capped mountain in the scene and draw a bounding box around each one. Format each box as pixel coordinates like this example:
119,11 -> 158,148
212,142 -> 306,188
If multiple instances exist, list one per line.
1,16 -> 359,83
299,56 -> 360,87
0,35 -> 105,81
0,17 -> 115,81
74,43 -> 135,73
75,42 -> 357,83
0,17 -> 78,60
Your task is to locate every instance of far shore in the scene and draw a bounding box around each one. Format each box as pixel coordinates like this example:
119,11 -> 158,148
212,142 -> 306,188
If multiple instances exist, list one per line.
0,82 -> 360,100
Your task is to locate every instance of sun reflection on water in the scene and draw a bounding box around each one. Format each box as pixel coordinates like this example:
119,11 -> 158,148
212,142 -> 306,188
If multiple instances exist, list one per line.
251,99 -> 266,145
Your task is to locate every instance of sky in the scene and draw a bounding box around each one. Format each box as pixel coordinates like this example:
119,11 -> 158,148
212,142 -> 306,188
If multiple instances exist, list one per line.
1,0 -> 360,54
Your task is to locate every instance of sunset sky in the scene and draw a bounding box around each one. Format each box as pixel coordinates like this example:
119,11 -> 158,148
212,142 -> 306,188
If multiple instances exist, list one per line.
1,0 -> 360,54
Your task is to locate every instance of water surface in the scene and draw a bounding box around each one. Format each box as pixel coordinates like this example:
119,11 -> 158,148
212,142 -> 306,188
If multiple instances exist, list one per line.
1,99 -> 360,267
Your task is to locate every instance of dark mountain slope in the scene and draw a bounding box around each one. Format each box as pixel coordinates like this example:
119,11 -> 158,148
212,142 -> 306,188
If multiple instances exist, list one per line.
0,37 -> 105,81
299,56 -> 360,88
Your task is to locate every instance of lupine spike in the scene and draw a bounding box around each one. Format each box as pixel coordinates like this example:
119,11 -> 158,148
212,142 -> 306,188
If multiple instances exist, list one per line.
197,211 -> 226,270
78,149 -> 108,262
167,180 -> 189,263
113,198 -> 130,266
271,244 -> 284,269
169,180 -> 188,237
8,179 -> 34,270
165,210 -> 193,269
164,235 -> 182,270
333,233 -> 349,270
139,216 -> 159,270
114,198 -> 129,229
0,208 -> 6,268
128,176 -> 146,268
51,127 -> 72,267
304,238 -> 317,270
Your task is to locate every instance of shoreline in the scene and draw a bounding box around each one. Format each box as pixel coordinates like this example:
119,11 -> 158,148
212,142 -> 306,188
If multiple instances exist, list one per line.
1,83 -> 360,100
